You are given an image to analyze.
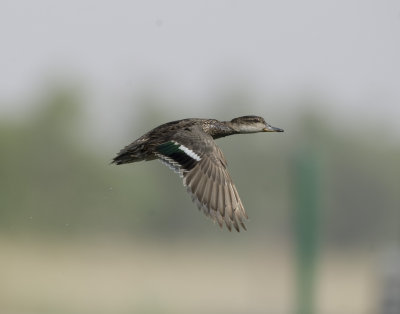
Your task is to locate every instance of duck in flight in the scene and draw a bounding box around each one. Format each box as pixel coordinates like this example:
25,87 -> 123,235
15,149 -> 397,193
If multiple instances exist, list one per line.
112,115 -> 283,232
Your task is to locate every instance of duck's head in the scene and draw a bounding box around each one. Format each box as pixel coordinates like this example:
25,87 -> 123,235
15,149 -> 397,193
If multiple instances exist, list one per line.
229,115 -> 284,133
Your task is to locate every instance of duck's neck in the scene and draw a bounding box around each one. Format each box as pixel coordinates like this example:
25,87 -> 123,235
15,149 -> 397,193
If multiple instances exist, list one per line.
205,121 -> 238,139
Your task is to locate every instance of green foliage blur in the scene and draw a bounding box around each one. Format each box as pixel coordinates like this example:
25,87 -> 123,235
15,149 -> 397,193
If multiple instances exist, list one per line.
1,85 -> 400,314
1,85 -> 399,247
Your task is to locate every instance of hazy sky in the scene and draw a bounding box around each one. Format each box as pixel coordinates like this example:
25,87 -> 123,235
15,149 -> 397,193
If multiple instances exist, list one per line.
1,1 -> 399,136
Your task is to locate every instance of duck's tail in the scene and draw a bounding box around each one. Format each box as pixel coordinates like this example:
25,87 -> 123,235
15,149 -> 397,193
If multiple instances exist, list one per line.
111,142 -> 148,165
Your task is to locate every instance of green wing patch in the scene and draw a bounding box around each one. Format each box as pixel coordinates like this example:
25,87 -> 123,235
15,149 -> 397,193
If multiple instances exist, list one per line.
156,141 -> 181,155
156,141 -> 199,171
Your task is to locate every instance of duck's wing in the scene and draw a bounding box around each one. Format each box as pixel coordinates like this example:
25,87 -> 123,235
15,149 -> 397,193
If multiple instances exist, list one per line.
154,125 -> 248,231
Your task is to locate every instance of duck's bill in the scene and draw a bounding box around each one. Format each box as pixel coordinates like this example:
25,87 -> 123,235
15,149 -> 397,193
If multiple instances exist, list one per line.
263,125 -> 284,132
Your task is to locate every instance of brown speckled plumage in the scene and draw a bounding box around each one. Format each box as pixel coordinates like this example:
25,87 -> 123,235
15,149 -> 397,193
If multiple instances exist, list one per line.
112,115 -> 283,232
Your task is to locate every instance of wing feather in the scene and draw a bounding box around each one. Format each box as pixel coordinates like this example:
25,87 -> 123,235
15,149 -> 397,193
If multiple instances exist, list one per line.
156,125 -> 248,231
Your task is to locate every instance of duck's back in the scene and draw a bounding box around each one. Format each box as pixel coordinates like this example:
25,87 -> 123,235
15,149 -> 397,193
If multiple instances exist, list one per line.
112,118 -> 208,164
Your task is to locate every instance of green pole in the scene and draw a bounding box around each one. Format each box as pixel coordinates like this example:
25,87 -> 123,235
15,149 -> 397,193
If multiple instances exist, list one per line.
293,147 -> 320,314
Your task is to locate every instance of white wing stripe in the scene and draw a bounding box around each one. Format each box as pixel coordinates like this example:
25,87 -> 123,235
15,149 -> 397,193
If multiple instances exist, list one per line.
172,141 -> 201,161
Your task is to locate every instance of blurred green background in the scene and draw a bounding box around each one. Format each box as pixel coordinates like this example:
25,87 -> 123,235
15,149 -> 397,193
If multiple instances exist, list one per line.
1,1 -> 400,314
